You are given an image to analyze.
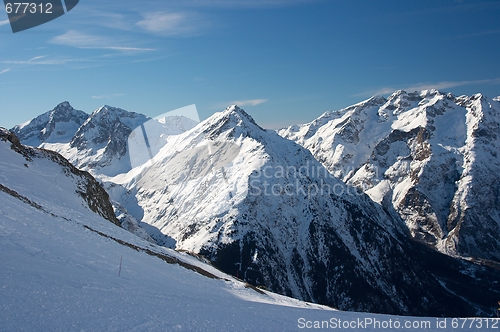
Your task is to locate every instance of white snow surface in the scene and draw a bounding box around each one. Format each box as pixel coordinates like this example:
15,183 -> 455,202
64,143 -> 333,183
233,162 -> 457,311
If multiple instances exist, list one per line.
107,105 -> 395,255
0,131 -> 460,332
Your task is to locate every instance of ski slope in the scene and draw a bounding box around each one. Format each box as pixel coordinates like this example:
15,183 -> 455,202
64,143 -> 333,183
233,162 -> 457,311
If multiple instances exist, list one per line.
3,180 -> 491,332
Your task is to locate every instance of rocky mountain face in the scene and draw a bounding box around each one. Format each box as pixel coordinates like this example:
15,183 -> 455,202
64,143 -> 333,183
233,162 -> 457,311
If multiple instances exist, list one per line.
11,102 -> 197,178
279,90 -> 500,264
67,105 -> 152,176
105,106 -> 500,316
0,127 -> 119,226
12,101 -> 88,146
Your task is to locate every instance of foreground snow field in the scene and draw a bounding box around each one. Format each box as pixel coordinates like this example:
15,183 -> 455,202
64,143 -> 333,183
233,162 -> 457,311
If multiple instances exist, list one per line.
3,184 -> 496,332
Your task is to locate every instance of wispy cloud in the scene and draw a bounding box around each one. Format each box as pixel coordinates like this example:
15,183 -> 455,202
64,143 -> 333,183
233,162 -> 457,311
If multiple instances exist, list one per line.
2,55 -> 91,66
211,98 -> 268,110
457,29 -> 500,38
0,19 -> 10,26
102,46 -> 156,51
181,0 -> 321,8
92,93 -> 125,99
0,68 -> 11,75
356,78 -> 500,97
229,99 -> 268,106
136,11 -> 209,37
72,8 -> 132,31
3,55 -> 49,65
50,30 -> 155,52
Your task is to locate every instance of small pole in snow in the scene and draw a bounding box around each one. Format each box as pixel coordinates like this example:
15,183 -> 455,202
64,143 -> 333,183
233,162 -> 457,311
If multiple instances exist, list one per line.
118,256 -> 123,277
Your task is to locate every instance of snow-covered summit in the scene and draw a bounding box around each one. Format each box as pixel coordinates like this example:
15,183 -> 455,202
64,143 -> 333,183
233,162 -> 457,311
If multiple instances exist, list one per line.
12,101 -> 88,147
12,102 -> 199,178
197,105 -> 265,140
64,105 -> 151,176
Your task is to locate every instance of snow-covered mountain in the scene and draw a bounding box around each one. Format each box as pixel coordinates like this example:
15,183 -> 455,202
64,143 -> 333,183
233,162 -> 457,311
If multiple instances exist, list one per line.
279,90 -> 500,264
12,101 -> 88,146
0,127 -> 347,331
12,102 -> 198,177
9,128 -> 493,332
105,106 -> 500,316
10,125 -> 487,331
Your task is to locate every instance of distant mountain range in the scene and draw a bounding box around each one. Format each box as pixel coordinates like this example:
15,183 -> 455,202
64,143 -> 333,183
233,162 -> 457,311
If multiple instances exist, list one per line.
12,102 -> 198,177
8,91 -> 500,317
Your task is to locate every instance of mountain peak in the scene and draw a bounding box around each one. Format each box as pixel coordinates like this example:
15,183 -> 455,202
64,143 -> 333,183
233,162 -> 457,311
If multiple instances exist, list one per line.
201,105 -> 265,139
92,105 -> 126,117
53,101 -> 72,111
49,101 -> 87,122
222,104 -> 257,123
11,102 -> 88,146
87,105 -> 148,126
363,94 -> 387,105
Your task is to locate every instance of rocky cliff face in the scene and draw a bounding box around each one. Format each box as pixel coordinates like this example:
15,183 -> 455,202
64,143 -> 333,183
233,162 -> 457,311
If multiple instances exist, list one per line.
65,105 -> 152,176
279,90 -> 500,264
12,101 -> 89,147
12,103 -> 198,178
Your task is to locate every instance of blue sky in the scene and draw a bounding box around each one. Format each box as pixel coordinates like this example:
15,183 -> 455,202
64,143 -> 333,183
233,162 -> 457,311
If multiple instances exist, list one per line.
1,0 -> 500,129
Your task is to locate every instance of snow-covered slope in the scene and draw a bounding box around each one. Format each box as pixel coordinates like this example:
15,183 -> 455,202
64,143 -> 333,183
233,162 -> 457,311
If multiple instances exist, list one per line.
1,127 -> 462,332
279,90 -> 500,264
0,127 -> 119,226
106,107 -> 500,317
